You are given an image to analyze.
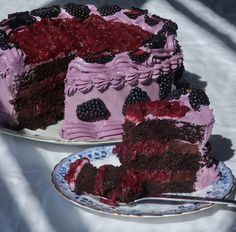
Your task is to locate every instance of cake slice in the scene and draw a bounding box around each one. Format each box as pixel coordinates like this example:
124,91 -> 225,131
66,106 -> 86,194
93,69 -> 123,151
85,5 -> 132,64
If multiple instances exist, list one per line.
65,87 -> 220,204
123,88 -> 214,147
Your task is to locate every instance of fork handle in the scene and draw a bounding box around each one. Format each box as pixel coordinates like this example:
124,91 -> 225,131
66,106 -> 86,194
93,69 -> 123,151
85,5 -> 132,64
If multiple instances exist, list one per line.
136,194 -> 236,207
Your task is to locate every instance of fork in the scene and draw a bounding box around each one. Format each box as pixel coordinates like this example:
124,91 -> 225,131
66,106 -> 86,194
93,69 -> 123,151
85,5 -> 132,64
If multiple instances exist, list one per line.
87,194 -> 236,207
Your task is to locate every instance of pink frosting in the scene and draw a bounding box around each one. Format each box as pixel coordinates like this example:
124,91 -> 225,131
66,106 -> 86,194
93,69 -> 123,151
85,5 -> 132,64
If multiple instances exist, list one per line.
195,164 -> 220,190
0,48 -> 26,125
65,50 -> 182,96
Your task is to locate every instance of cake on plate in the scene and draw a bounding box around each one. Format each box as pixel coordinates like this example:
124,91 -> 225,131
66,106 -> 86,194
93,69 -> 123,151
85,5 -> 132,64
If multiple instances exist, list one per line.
0,3 -> 184,141
65,88 -> 220,204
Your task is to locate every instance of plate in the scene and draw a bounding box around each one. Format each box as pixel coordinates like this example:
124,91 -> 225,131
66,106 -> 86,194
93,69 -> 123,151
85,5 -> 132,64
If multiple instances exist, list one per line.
51,145 -> 235,218
0,121 -> 121,146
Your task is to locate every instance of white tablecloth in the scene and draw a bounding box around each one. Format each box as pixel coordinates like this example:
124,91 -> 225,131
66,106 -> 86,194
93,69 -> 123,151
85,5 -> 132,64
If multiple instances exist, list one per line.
0,0 -> 236,231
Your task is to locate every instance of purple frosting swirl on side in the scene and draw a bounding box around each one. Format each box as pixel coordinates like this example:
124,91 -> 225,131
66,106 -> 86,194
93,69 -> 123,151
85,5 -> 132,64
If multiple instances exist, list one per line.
65,50 -> 183,96
0,47 -> 26,124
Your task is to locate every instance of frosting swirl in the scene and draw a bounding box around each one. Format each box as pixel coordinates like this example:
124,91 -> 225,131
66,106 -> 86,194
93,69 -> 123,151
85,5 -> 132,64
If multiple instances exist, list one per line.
66,50 -> 183,96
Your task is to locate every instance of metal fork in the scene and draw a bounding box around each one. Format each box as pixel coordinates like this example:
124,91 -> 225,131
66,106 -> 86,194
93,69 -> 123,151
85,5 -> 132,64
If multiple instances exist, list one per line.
87,194 -> 236,207
125,194 -> 236,207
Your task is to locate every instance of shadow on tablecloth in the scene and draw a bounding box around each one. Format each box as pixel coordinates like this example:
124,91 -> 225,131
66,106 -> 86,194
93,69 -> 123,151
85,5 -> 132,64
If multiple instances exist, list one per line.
166,0 -> 236,53
0,135 -> 89,232
210,135 -> 235,162
198,0 -> 236,27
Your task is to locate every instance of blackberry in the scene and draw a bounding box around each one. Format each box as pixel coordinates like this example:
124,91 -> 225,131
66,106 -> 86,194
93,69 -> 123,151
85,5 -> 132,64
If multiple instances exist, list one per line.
122,87 -> 151,115
129,49 -> 150,63
8,15 -> 36,29
162,20 -> 178,35
143,33 -> 166,49
144,15 -> 159,26
188,88 -> 210,110
84,52 -> 114,64
202,142 -> 216,168
169,88 -> 210,111
173,40 -> 182,55
76,98 -> 111,122
0,39 -> 10,50
124,7 -> 147,19
0,37 -> 16,50
152,14 -> 165,22
0,30 -> 7,39
64,3 -> 90,19
8,11 -> 29,19
158,74 -> 173,99
97,5 -> 122,16
31,5 -> 61,18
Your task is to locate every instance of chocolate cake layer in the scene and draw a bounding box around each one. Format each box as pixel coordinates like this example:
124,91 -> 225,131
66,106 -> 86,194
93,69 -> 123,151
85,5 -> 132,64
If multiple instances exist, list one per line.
123,120 -> 205,144
118,152 -> 200,171
75,163 -> 97,194
93,165 -> 124,197
12,78 -> 64,129
143,180 -> 195,196
114,140 -> 202,171
15,54 -> 75,89
139,169 -> 196,195
11,55 -> 75,129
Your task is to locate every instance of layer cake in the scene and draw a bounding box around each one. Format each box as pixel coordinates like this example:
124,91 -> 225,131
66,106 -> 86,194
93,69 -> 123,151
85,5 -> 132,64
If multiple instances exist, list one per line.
65,88 -> 220,204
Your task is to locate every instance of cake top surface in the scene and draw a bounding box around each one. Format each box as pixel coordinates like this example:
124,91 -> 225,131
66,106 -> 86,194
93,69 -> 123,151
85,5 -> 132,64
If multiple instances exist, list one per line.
9,15 -> 151,64
125,88 -> 214,125
0,3 -> 180,65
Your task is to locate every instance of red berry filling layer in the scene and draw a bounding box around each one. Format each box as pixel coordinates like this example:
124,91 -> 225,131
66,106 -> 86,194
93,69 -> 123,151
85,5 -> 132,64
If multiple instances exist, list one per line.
65,157 -> 89,186
126,100 -> 190,122
10,15 -> 151,64
113,140 -> 169,161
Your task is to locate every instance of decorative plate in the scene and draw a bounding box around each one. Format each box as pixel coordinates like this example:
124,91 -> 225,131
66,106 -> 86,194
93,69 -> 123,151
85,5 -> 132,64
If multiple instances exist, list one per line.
51,145 -> 235,218
0,122 -> 121,146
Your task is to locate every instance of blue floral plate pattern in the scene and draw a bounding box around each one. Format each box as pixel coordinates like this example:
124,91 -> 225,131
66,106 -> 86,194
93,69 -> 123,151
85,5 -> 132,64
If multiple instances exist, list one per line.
51,145 -> 235,217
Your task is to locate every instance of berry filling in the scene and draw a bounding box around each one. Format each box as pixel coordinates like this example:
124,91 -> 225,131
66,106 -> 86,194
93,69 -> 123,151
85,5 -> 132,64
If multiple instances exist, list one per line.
113,140 -> 169,159
10,15 -> 151,64
65,157 -> 89,187
125,100 -> 190,122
